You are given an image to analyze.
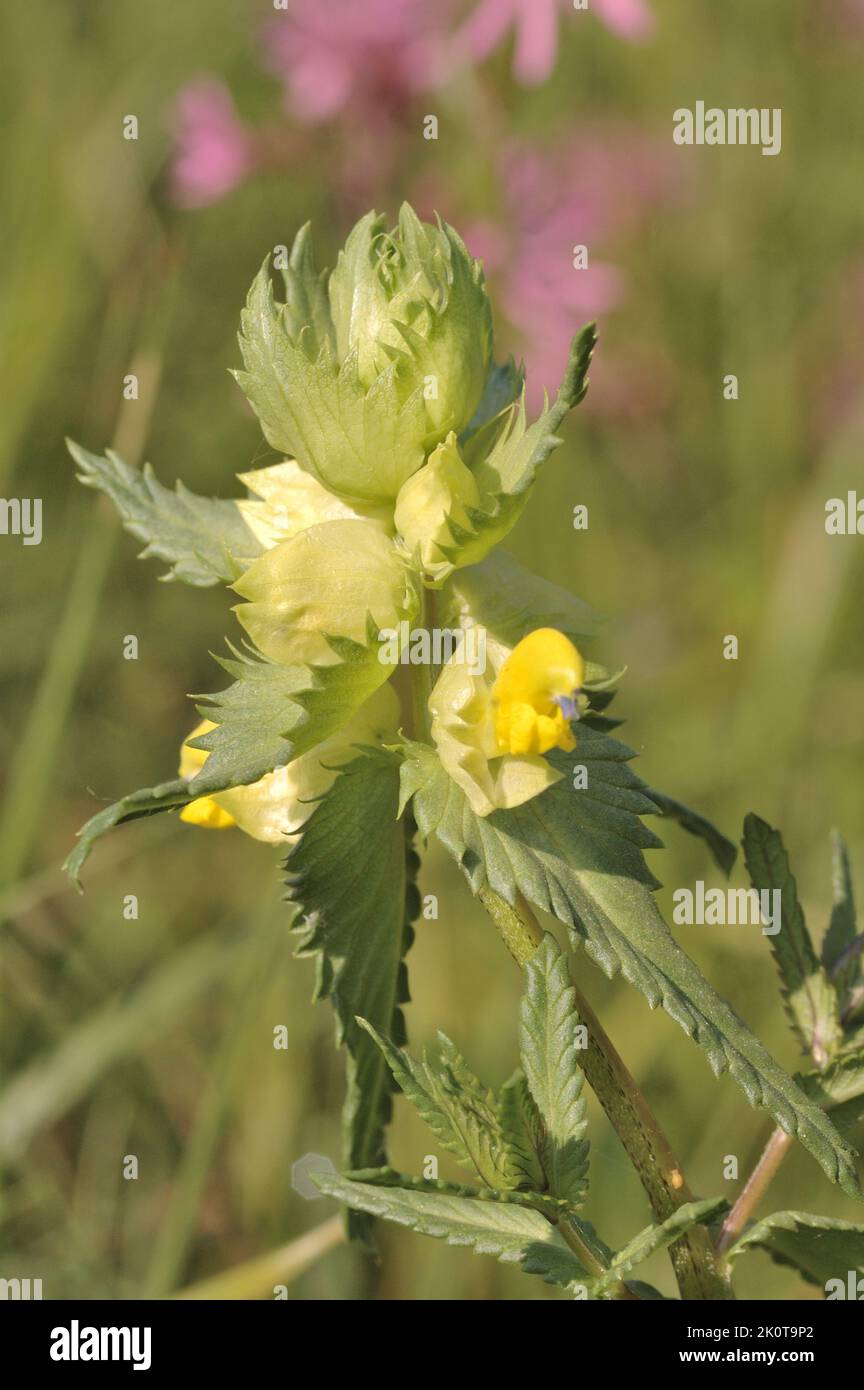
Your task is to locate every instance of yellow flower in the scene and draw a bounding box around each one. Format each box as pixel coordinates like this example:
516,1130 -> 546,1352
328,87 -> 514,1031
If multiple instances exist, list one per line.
428,626 -> 584,817
178,685 -> 400,842
491,628 -> 584,756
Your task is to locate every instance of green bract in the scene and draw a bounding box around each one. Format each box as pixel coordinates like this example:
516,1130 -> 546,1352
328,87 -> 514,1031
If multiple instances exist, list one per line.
235,205 -> 493,505
329,206 -> 492,441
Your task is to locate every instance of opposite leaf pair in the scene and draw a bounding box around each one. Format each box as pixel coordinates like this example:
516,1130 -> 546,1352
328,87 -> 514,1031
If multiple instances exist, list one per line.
314,935 -> 727,1300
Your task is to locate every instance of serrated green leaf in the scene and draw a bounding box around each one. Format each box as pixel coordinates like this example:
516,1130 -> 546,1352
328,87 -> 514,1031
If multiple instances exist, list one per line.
440,550 -> 602,648
727,1211 -> 864,1290
234,259 -> 428,503
66,628 -> 394,887
588,1198 -> 727,1297
284,753 -> 417,1242
275,222 -> 336,356
801,1045 -> 864,1111
824,830 -> 857,961
405,745 -> 862,1199
822,831 -> 862,1005
647,789 -> 737,877
190,625 -> 392,788
520,935 -> 589,1205
497,1070 -> 547,1192
356,1021 -> 474,1170
64,775 -> 193,890
311,1171 -> 587,1285
358,1020 -> 516,1189
433,1033 -> 519,1189
743,814 -> 840,1065
68,440 -> 262,585
438,325 -> 597,571
459,358 -> 524,448
344,1165 -> 565,1220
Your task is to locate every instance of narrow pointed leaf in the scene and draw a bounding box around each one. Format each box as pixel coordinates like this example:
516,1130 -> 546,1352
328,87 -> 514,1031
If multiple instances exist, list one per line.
443,325 -> 597,570
285,753 -> 418,1243
356,1021 -> 474,1170
68,440 -> 262,585
311,1172 -> 587,1285
822,830 -> 861,1004
520,935 -> 589,1205
647,789 -> 737,877
358,1020 -> 516,1188
431,1033 -> 517,1187
742,814 -> 840,1065
497,1070 -> 546,1192
344,1166 -> 565,1220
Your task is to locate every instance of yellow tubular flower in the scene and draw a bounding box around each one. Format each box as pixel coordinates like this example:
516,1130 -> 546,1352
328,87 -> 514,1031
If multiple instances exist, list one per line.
428,626 -> 585,818
491,628 -> 585,757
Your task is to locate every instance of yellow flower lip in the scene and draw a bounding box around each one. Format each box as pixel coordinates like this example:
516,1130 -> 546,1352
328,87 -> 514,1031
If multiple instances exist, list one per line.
490,628 -> 584,758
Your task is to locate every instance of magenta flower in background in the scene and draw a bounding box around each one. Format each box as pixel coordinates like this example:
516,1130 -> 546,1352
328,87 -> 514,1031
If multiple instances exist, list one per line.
831,0 -> 864,28
449,130 -> 679,414
169,79 -> 253,208
594,0 -> 655,42
264,0 -> 445,123
455,0 -> 654,86
455,0 -> 561,84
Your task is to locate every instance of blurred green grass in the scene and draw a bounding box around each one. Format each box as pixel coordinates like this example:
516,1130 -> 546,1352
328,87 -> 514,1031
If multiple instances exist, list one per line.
1,0 -> 862,1300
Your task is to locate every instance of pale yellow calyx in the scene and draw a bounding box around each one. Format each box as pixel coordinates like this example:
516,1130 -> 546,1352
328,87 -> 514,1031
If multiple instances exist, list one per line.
233,517 -> 417,668
237,460 -> 391,550
394,433 -> 480,581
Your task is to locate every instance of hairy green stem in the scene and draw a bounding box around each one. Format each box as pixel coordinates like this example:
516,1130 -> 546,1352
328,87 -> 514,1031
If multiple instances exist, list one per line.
477,887 -> 734,1301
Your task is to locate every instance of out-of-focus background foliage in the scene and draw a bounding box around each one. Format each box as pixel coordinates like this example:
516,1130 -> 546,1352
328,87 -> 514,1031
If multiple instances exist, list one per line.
1,0 -> 862,1301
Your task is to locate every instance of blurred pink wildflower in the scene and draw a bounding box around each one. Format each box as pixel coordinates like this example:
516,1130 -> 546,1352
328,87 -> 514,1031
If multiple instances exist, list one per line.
264,0 -> 446,123
594,0 -> 655,42
455,0 -> 654,86
456,131 -> 679,413
169,79 -> 253,209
